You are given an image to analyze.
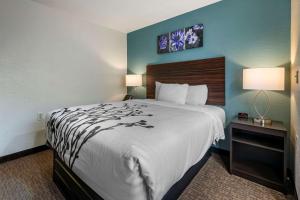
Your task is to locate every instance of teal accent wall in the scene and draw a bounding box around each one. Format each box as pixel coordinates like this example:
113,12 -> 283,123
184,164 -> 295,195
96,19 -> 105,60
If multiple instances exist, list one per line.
127,0 -> 291,150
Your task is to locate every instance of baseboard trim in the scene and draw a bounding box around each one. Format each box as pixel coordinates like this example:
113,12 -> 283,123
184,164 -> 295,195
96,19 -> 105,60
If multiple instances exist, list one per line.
0,145 -> 49,164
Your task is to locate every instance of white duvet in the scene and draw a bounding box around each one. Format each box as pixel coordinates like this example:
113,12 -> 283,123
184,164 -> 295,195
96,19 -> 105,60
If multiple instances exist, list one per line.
46,99 -> 225,200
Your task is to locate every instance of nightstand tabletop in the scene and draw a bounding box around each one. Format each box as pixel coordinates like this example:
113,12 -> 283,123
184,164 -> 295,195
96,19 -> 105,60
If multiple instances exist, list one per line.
231,118 -> 287,132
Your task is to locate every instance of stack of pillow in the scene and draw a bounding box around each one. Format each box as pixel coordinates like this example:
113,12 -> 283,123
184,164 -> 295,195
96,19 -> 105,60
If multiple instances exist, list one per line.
155,82 -> 208,105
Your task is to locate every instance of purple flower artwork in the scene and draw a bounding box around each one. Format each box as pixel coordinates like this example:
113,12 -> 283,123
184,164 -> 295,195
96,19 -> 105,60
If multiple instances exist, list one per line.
185,24 -> 203,49
157,33 -> 169,54
157,24 -> 204,54
170,29 -> 185,52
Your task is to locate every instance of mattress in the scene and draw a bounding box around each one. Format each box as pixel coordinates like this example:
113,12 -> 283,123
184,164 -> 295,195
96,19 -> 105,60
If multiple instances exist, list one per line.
46,99 -> 225,200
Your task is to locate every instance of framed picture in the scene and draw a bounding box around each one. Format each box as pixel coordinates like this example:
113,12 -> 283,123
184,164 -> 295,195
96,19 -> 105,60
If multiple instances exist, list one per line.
185,24 -> 203,49
170,29 -> 185,52
157,24 -> 204,54
157,33 -> 169,54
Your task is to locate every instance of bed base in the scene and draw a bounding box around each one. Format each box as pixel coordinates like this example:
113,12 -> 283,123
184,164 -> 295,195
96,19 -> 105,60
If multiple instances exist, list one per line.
53,149 -> 212,200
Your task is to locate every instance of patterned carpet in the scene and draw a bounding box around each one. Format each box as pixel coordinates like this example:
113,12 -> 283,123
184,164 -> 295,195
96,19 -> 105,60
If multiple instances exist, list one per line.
0,150 -> 291,200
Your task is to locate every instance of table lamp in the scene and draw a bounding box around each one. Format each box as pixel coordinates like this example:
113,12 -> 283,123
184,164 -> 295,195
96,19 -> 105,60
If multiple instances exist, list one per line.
126,74 -> 142,87
243,67 -> 285,125
124,74 -> 142,100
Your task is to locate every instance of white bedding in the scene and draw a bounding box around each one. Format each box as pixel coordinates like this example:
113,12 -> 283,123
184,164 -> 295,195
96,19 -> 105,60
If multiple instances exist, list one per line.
46,99 -> 225,200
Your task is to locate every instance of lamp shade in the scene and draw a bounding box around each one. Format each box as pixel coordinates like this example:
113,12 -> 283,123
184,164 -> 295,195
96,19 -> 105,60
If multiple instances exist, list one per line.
243,68 -> 285,91
126,74 -> 142,86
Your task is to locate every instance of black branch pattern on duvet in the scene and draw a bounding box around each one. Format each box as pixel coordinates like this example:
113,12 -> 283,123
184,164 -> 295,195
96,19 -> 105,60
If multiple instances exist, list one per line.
47,103 -> 154,169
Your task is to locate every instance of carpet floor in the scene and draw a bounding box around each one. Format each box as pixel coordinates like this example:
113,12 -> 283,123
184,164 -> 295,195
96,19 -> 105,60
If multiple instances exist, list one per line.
0,150 -> 291,200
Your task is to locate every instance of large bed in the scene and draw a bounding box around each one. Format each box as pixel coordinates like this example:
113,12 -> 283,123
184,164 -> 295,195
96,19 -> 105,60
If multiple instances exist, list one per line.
47,57 -> 226,200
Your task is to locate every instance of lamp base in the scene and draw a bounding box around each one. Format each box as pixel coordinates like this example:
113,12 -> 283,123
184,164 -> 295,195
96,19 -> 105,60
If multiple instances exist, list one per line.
253,118 -> 272,125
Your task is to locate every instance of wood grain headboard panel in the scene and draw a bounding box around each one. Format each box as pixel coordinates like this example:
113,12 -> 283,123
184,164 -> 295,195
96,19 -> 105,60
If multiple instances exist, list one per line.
146,57 -> 225,105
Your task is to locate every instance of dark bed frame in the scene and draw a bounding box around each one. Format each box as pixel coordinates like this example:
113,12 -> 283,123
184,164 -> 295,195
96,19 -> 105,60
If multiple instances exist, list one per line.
53,57 -> 225,200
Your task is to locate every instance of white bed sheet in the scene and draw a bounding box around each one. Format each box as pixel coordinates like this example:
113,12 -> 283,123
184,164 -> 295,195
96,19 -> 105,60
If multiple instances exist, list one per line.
46,99 -> 225,200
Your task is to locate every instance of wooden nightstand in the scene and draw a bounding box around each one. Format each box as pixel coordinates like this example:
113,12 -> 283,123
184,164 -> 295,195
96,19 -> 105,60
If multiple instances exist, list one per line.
229,118 -> 287,193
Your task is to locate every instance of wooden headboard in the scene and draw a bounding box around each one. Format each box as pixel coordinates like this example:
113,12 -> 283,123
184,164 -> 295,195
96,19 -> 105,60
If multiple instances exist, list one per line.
146,57 -> 225,105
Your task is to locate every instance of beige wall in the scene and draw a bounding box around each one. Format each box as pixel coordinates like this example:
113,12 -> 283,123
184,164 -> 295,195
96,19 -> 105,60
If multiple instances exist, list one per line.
291,0 -> 300,195
0,0 -> 127,156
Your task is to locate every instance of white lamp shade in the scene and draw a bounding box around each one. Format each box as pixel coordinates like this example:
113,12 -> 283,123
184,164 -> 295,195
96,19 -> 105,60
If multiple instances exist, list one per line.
126,74 -> 142,86
243,68 -> 285,91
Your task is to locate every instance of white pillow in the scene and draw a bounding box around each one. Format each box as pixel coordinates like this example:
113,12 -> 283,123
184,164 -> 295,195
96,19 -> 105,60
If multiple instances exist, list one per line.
157,83 -> 188,104
186,85 -> 208,105
155,81 -> 162,99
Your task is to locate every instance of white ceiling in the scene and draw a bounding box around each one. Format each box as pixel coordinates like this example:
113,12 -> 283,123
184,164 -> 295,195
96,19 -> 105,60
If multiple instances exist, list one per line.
32,0 -> 221,33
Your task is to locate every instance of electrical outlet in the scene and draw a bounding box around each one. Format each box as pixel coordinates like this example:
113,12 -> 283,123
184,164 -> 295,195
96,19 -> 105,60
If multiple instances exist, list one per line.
37,112 -> 44,121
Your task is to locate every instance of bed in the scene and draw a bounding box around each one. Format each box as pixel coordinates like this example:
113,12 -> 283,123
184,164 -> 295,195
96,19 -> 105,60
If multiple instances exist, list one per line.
47,57 -> 226,200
